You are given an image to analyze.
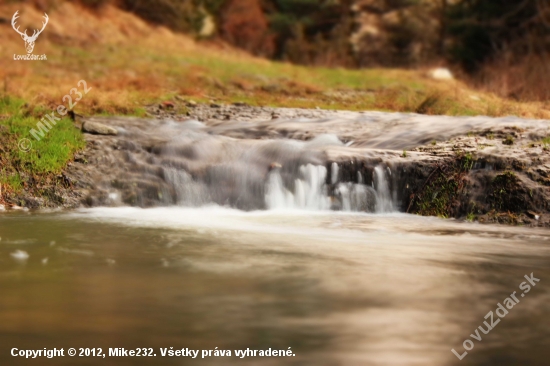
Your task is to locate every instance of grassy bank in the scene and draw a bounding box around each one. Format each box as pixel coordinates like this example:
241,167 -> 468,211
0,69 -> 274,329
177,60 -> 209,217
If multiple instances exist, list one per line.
1,2 -> 549,201
0,96 -> 84,203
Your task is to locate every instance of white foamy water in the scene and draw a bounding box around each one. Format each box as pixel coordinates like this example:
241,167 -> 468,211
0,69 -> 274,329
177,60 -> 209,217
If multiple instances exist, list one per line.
374,165 -> 395,212
265,164 -> 331,210
264,163 -> 396,212
10,249 -> 29,262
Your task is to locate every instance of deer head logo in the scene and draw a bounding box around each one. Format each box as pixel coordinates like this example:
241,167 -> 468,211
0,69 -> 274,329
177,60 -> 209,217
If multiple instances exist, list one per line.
11,11 -> 49,54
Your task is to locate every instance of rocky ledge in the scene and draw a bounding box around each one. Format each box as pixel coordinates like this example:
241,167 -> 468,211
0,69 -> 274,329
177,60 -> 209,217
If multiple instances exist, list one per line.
3,101 -> 550,227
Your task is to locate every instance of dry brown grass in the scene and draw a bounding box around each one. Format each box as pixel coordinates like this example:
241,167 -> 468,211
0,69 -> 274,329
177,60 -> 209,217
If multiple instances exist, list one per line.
475,56 -> 550,103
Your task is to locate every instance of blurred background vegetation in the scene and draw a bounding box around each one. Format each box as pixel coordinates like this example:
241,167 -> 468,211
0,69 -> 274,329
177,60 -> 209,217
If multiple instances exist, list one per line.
8,0 -> 549,101
60,0 -> 550,101
6,0 -> 550,103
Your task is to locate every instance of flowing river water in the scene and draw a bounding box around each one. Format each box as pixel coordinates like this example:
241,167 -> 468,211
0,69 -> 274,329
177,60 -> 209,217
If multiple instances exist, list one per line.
1,110 -> 550,365
1,208 -> 550,365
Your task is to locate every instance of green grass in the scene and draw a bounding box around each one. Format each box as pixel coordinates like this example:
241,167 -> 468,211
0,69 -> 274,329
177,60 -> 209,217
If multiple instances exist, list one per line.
0,96 -> 85,193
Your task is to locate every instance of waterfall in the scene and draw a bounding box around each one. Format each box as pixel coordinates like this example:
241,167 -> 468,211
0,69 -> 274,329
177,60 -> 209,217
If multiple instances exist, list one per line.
264,163 -> 396,213
84,118 -> 399,212
373,165 -> 395,213
265,164 -> 331,210
163,168 -> 210,206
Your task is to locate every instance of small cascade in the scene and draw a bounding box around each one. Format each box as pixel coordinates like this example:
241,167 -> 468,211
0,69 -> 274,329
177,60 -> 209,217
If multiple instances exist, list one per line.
373,165 -> 395,213
265,164 -> 331,210
331,162 -> 339,184
82,118 -> 401,213
264,162 -> 397,213
163,168 -> 210,206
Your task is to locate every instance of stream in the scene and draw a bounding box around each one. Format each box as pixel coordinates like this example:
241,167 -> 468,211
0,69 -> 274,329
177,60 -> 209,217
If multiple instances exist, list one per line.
2,109 -> 550,365
1,208 -> 549,365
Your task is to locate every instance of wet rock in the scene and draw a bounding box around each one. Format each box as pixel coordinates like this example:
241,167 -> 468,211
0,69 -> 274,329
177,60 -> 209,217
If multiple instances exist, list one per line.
503,135 -> 515,145
269,162 -> 282,171
5,105 -> 548,227
82,121 -> 118,136
160,101 -> 175,109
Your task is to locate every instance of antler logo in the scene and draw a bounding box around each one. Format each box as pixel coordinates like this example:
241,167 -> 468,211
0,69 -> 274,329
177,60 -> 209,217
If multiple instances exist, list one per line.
11,11 -> 49,54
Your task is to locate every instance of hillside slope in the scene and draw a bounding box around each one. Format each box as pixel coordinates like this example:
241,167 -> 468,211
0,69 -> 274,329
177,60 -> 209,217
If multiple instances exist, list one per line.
0,2 -> 549,207
1,2 -> 548,117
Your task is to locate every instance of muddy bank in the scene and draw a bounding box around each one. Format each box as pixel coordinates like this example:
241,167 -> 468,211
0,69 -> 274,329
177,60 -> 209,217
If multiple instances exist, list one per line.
3,102 -> 550,226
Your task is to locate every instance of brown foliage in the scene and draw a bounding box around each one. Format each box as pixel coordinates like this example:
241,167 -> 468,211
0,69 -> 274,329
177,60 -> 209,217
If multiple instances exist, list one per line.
78,0 -> 114,10
120,0 -> 200,33
219,0 -> 274,57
